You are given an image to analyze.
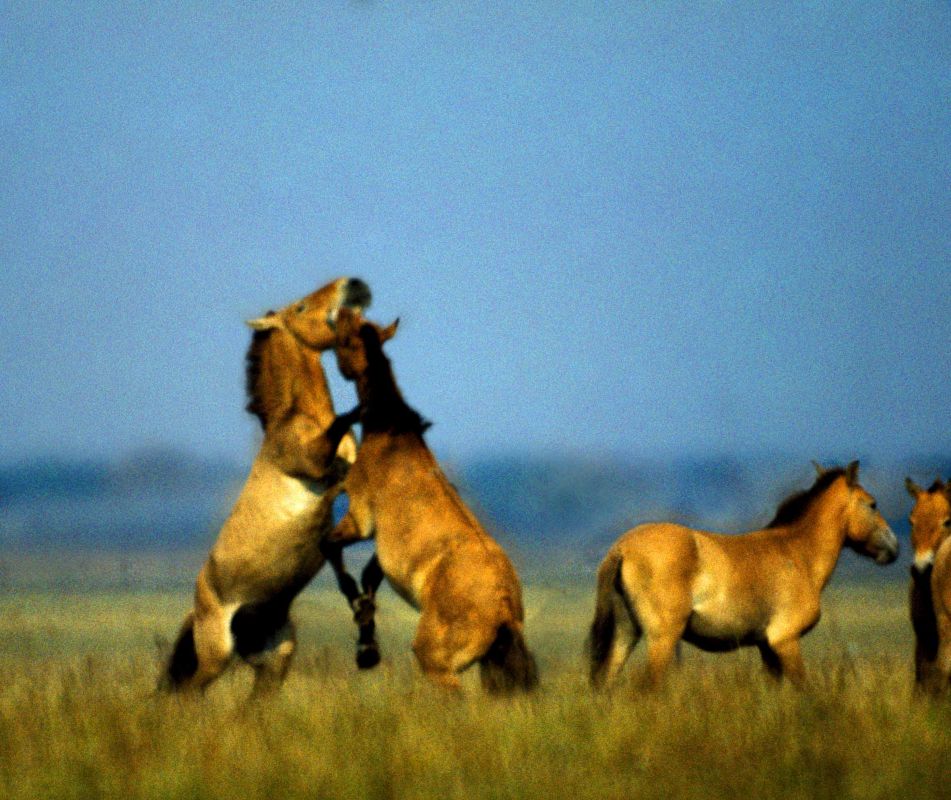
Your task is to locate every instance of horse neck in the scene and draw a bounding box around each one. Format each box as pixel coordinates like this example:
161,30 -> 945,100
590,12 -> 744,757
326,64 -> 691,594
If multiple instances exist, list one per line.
259,331 -> 335,429
353,347 -> 416,435
778,489 -> 850,591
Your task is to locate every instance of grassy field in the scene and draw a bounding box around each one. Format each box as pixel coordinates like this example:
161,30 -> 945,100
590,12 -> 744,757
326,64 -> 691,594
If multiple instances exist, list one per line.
0,577 -> 948,800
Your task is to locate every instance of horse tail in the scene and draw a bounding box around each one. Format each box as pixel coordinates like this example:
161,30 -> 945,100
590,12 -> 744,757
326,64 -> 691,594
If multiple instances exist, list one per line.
159,614 -> 199,691
480,623 -> 539,694
588,548 -> 623,686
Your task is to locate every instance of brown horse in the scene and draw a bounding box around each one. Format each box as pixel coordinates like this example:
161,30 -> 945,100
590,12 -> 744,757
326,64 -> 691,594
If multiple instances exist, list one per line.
160,277 -> 376,695
589,461 -> 898,688
327,308 -> 538,693
906,476 -> 951,693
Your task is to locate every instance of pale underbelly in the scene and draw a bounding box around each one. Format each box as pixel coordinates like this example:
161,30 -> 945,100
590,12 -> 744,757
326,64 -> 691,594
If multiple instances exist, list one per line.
686,595 -> 766,646
211,486 -> 334,601
377,545 -> 428,611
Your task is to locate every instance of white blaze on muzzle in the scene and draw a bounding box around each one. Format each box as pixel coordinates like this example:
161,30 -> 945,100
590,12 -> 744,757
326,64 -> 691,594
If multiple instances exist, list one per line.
913,551 -> 935,572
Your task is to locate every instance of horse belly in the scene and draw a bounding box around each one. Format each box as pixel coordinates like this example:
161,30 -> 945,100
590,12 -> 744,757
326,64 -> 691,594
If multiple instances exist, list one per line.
375,543 -> 430,611
686,595 -> 764,648
212,480 -> 331,603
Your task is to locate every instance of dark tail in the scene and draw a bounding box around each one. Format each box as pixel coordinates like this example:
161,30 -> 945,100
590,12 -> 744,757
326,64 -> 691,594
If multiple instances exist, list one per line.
588,549 -> 622,687
480,623 -> 539,694
158,616 -> 198,691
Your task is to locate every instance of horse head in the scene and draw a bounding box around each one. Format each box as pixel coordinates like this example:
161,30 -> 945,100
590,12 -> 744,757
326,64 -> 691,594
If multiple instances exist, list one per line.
831,461 -> 899,565
246,277 -> 371,350
906,477 -> 951,577
332,307 -> 399,381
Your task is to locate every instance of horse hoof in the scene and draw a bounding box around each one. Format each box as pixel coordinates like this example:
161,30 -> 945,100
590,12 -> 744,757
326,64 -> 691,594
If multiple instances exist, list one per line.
356,644 -> 381,670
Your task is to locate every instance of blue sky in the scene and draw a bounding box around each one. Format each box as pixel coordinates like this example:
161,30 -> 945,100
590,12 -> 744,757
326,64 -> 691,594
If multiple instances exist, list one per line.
1,3 -> 948,465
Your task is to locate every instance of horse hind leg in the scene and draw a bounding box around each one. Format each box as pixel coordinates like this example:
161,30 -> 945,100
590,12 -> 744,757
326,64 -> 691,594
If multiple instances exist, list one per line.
246,621 -> 297,697
605,601 -> 642,688
590,590 -> 642,690
411,612 -> 484,693
186,604 -> 236,693
231,603 -> 297,696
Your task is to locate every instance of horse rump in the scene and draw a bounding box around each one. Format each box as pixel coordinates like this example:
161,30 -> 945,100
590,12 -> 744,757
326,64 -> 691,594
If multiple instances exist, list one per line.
587,550 -> 622,686
158,616 -> 199,691
479,623 -> 539,694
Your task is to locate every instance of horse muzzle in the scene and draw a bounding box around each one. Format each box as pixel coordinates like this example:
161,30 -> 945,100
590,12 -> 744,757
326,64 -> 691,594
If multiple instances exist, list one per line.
911,554 -> 935,578
872,527 -> 899,565
343,278 -> 372,310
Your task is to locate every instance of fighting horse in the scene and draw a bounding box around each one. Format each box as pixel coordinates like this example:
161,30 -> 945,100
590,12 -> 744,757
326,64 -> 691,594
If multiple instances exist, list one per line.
327,308 -> 538,693
589,461 -> 898,688
160,277 -> 376,694
906,476 -> 951,693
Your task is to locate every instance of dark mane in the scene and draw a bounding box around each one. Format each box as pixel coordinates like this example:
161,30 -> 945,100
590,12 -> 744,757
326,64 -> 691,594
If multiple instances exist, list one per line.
244,329 -> 272,428
360,325 -> 432,436
767,468 -> 847,528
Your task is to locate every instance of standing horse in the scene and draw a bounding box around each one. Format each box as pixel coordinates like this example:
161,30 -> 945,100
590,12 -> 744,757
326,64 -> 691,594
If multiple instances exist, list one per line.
327,308 -> 538,693
589,461 -> 898,688
160,277 -> 376,695
906,476 -> 951,693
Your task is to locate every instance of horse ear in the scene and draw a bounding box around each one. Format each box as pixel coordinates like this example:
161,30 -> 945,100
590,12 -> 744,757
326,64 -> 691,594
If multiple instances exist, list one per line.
811,461 -> 826,477
380,318 -> 400,343
845,460 -> 860,486
246,314 -> 281,331
905,477 -> 923,498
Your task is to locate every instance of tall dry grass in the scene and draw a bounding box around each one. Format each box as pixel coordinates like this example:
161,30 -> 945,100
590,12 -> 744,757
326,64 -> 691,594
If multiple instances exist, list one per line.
0,580 -> 947,800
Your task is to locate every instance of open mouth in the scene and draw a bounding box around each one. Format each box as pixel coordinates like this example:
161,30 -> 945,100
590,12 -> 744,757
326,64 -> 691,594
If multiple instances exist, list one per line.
343,278 -> 371,311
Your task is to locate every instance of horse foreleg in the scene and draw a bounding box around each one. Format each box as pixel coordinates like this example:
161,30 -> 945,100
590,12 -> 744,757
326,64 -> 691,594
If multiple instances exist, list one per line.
321,541 -> 382,670
320,539 -> 363,608
925,614 -> 951,694
352,554 -> 384,669
765,636 -> 806,687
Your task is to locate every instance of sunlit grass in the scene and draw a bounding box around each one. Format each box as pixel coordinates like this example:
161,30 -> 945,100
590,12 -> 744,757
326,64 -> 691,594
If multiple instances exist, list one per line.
0,580 -> 947,800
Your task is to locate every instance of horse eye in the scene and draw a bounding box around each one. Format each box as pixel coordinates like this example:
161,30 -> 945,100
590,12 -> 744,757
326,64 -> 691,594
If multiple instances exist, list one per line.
296,304 -> 306,313
943,519 -> 951,528
869,501 -> 877,510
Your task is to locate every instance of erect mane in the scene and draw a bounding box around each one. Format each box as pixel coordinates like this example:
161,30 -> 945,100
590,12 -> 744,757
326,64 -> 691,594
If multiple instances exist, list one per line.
360,325 -> 432,436
767,467 -> 847,529
244,329 -> 273,428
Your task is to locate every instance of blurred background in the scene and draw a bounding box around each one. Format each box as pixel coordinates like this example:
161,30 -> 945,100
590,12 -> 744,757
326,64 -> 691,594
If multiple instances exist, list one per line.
2,3 -> 948,585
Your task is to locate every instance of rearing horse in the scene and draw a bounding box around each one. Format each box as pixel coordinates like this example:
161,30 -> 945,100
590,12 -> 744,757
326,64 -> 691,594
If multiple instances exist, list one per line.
160,277 -> 375,695
589,461 -> 898,688
328,309 -> 538,693
906,476 -> 951,693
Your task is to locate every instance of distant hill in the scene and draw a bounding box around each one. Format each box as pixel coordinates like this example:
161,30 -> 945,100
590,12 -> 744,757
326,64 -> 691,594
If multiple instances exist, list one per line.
2,449 -> 947,582
0,450 -> 244,551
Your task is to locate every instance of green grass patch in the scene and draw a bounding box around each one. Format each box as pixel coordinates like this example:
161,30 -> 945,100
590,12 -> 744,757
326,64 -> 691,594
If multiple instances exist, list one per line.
0,581 -> 945,800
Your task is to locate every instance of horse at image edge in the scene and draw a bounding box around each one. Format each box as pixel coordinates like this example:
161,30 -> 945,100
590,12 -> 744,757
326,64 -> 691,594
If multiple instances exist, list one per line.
906,476 -> 951,693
